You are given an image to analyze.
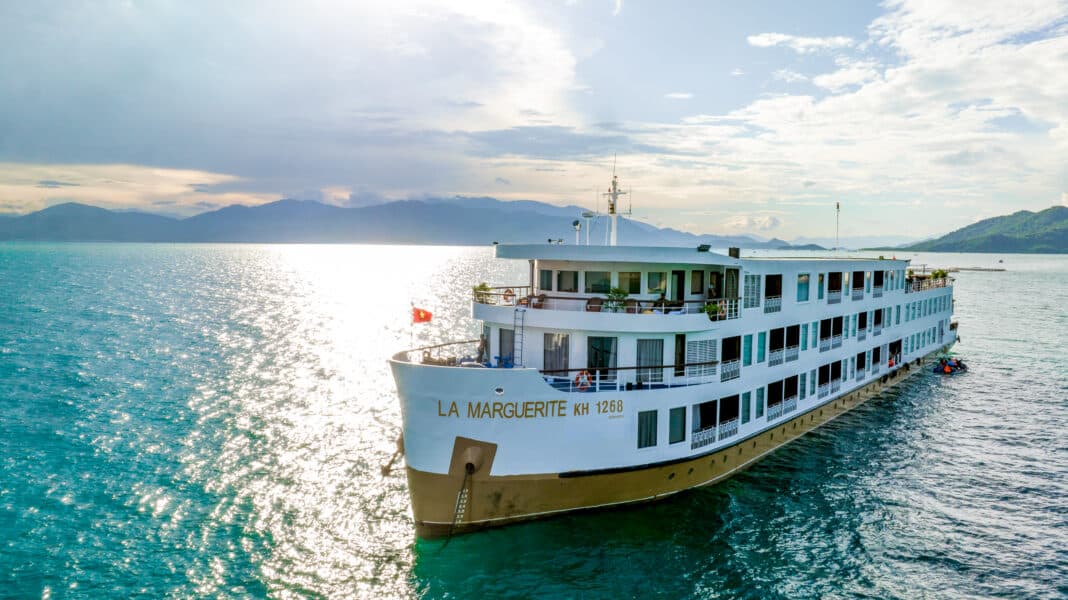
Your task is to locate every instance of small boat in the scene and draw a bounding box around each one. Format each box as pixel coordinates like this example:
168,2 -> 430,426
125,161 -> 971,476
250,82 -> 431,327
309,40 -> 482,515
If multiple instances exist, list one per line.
933,354 -> 967,374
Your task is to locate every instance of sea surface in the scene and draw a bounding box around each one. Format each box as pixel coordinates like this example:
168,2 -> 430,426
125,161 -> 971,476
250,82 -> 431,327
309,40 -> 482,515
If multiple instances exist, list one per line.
1,243 -> 1066,599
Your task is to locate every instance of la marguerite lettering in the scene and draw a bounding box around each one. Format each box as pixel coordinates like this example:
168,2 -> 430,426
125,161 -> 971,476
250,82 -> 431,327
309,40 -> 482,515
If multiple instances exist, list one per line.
437,399 -> 568,419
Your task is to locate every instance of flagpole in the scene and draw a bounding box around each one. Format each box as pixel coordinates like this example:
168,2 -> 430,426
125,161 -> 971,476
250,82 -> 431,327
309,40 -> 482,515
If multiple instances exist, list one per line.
835,201 -> 840,252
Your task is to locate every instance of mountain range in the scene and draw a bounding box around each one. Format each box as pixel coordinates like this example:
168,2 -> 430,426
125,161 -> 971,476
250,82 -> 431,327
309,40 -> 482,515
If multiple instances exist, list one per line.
899,206 -> 1068,253
0,198 -> 815,249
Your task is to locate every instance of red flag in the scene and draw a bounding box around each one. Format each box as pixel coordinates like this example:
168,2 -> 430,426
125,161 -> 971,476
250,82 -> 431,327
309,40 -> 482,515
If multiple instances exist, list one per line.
412,307 -> 432,324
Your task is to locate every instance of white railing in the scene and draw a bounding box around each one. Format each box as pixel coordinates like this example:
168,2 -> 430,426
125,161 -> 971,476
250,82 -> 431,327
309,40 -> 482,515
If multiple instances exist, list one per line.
718,418 -> 739,440
852,288 -> 865,301
873,324 -> 882,336
691,426 -> 718,449
830,379 -> 841,393
873,285 -> 883,298
767,403 -> 783,420
856,369 -> 864,381
857,329 -> 867,341
783,396 -> 798,414
819,338 -> 831,352
720,359 -> 741,382
768,348 -> 785,366
871,364 -> 881,375
832,334 -> 842,348
676,367 -> 718,387
828,290 -> 842,304
764,295 -> 782,313
818,383 -> 829,398
785,345 -> 800,362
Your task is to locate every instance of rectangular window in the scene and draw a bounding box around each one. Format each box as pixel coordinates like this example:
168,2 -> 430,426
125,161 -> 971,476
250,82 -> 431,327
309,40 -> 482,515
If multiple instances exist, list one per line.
757,331 -> 766,363
810,369 -> 817,395
799,373 -> 807,399
499,328 -> 515,363
866,272 -> 871,293
587,336 -> 618,377
743,274 -> 761,308
685,339 -> 718,378
543,333 -> 570,373
801,324 -> 808,350
647,272 -> 667,294
690,271 -> 704,296
797,273 -> 810,302
669,407 -> 686,444
756,387 -> 765,418
637,338 -> 664,384
811,322 -> 818,344
674,334 -> 686,376
557,271 -> 578,293
638,410 -> 658,448
584,271 -> 610,293
742,334 -> 753,366
618,271 -> 641,294
741,391 -> 751,424
896,305 -> 901,325
539,269 -> 553,291
818,273 -> 825,299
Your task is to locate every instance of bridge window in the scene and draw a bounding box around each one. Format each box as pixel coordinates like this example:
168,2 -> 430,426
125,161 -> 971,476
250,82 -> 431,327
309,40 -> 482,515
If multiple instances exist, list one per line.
619,271 -> 641,294
585,271 -> 610,293
669,407 -> 686,444
557,271 -> 577,293
638,410 -> 658,448
539,269 -> 553,291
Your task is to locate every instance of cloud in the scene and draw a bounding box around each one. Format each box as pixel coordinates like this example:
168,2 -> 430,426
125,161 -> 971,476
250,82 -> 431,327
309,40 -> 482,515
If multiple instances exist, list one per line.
36,179 -> 80,188
773,69 -> 808,83
731,68 -> 745,76
811,58 -> 880,90
664,92 -> 693,100
747,32 -> 854,53
724,215 -> 782,231
495,177 -> 511,185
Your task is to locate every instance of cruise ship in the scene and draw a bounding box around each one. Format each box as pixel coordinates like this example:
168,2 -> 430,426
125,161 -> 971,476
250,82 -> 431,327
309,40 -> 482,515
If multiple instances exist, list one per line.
389,177 -> 958,538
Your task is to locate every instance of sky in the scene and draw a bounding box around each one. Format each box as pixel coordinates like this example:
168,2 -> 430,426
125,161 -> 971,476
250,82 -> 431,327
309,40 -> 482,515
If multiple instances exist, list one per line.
2,0 -> 1068,240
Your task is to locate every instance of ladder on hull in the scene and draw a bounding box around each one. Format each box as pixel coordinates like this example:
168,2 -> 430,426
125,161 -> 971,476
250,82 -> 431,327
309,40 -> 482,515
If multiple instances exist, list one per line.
512,308 -> 526,367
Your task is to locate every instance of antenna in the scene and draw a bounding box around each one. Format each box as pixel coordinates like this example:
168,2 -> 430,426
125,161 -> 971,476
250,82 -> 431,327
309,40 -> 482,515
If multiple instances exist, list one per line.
601,160 -> 628,246
835,201 -> 840,251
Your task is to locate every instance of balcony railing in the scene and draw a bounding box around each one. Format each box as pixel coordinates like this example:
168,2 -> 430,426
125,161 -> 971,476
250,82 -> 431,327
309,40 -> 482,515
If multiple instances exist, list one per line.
830,379 -> 841,393
906,277 -> 951,293
475,287 -> 742,320
785,345 -> 800,362
783,396 -> 798,414
718,417 -> 739,440
819,338 -> 831,352
691,426 -> 717,449
857,329 -> 867,341
828,290 -> 842,304
871,364 -> 881,376
873,285 -> 883,298
768,348 -> 785,366
764,295 -> 782,313
873,324 -> 882,336
856,369 -> 864,381
720,359 -> 741,382
767,403 -> 783,420
818,383 -> 829,398
831,334 -> 842,348
852,288 -> 865,301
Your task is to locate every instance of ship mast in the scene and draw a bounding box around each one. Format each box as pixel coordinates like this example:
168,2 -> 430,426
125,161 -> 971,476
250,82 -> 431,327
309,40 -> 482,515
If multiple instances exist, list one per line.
601,158 -> 629,246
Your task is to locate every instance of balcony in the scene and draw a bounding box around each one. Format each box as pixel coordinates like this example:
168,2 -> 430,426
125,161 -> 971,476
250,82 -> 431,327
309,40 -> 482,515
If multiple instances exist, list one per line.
828,290 -> 842,304
852,288 -> 864,301
717,417 -> 739,440
767,403 -> 783,420
856,369 -> 864,382
474,286 -> 742,320
818,383 -> 829,398
830,379 -> 841,393
873,285 -> 883,298
857,329 -> 867,342
906,277 -> 952,293
691,426 -> 718,450
873,324 -> 882,337
764,295 -> 782,313
783,395 -> 798,414
720,359 -> 741,382
768,348 -> 785,366
785,345 -> 800,363
819,337 -> 831,352
831,334 -> 842,349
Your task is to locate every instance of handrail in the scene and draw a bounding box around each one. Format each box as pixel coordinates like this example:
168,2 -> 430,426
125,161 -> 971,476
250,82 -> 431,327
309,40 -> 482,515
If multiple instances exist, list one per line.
541,359 -> 719,376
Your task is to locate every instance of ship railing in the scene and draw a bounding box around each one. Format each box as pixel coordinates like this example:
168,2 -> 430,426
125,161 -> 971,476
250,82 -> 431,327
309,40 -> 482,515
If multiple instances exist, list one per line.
856,369 -> 865,381
472,285 -> 534,306
827,289 -> 842,304
691,426 -> 718,449
720,359 -> 741,382
905,277 -> 952,293
871,364 -> 881,375
852,288 -> 865,301
763,295 -> 782,314
393,339 -> 485,367
873,324 -> 882,336
819,338 -> 831,352
542,359 -> 719,393
785,345 -> 800,363
768,348 -> 785,366
873,285 -> 883,298
717,418 -> 739,440
783,395 -> 798,414
818,383 -> 830,398
831,334 -> 842,348
857,329 -> 867,342
766,402 -> 783,420
830,379 -> 841,393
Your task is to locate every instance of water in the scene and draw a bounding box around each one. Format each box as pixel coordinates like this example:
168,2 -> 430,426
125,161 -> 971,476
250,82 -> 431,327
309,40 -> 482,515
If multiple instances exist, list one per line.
1,244 -> 1066,599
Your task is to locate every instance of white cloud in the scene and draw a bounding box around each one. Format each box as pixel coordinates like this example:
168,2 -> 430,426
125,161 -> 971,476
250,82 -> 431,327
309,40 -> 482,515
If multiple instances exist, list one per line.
724,215 -> 783,231
613,0 -> 623,16
731,68 -> 745,76
664,92 -> 693,100
812,58 -> 880,90
773,69 -> 809,83
747,32 -> 854,53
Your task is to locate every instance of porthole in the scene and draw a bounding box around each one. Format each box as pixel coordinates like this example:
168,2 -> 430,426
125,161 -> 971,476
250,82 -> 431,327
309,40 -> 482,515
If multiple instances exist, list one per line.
688,467 -> 694,475
668,472 -> 675,480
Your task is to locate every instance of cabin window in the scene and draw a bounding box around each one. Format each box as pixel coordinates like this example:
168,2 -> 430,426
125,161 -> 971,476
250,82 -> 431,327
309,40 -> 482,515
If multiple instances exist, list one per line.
797,273 -> 810,302
757,331 -> 766,363
810,370 -> 817,395
669,407 -> 686,444
690,271 -> 704,296
743,274 -> 761,309
539,269 -> 553,291
499,328 -> 514,364
799,373 -> 807,399
647,272 -> 667,294
543,333 -> 569,374
801,323 -> 808,350
618,271 -> 641,294
557,271 -> 578,293
756,387 -> 765,418
817,273 -> 825,299
637,410 -> 658,448
636,339 -> 664,384
741,391 -> 751,424
587,337 -> 618,381
742,334 -> 753,366
865,272 -> 872,293
585,271 -> 610,293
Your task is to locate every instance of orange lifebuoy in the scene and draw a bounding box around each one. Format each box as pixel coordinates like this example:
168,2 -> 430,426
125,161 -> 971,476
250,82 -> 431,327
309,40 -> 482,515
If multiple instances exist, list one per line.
502,288 -> 515,304
574,370 -> 592,391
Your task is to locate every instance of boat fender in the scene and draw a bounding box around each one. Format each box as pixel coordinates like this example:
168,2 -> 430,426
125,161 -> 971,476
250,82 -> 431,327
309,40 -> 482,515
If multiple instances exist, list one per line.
461,446 -> 484,474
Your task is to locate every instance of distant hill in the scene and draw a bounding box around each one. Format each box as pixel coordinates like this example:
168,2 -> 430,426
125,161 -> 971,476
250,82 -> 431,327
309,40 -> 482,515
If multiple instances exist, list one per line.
901,206 -> 1068,253
0,198 -> 812,249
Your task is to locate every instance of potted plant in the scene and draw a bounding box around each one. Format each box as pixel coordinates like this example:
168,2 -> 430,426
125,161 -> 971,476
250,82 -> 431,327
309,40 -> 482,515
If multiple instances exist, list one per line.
701,301 -> 723,321
472,282 -> 492,303
604,287 -> 628,312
